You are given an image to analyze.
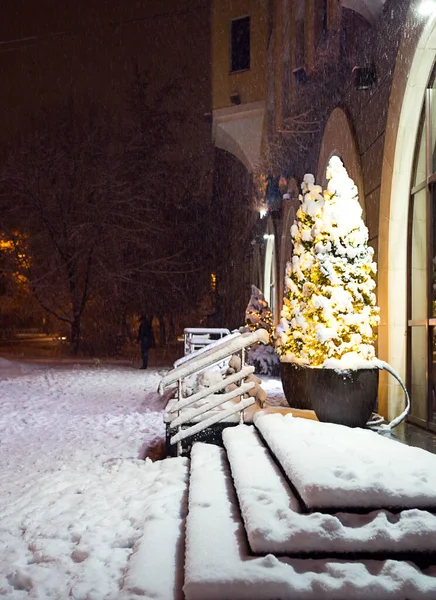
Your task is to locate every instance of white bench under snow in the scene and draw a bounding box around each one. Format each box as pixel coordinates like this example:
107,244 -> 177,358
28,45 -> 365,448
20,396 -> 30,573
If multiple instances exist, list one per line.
184,442 -> 436,600
223,424 -> 436,555
255,413 -> 436,511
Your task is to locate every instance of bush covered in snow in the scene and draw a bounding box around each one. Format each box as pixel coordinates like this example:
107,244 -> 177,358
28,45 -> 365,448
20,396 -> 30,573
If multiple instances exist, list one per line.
276,157 -> 380,367
247,343 -> 280,376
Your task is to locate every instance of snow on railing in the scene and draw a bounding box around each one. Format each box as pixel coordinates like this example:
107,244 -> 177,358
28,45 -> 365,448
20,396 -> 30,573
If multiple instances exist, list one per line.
166,365 -> 255,415
159,328 -> 270,455
159,329 -> 269,394
170,397 -> 256,447
168,381 -> 255,429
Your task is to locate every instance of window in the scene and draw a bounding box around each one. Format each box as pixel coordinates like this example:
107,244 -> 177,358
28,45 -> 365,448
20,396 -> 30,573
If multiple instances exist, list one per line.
294,0 -> 305,69
407,69 -> 436,431
314,0 -> 328,48
230,16 -> 250,72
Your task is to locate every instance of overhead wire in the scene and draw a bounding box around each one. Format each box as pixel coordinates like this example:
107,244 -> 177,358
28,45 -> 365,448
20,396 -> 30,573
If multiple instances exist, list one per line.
0,2 -> 209,54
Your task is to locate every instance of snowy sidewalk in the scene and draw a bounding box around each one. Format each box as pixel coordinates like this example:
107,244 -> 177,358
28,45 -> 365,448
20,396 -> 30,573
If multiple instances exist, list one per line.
0,359 -> 173,599
3,357 -> 436,599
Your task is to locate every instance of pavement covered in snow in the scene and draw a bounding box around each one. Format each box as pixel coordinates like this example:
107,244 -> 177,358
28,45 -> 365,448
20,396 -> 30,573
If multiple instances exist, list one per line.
0,357 -> 172,599
3,356 -> 436,599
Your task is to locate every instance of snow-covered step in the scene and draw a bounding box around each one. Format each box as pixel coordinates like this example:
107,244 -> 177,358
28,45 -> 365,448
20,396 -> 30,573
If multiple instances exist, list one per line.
255,413 -> 436,512
121,457 -> 188,600
184,442 -> 436,600
223,424 -> 436,556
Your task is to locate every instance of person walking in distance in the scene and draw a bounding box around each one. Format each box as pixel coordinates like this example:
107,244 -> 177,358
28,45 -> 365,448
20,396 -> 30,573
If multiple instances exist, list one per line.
137,315 -> 154,369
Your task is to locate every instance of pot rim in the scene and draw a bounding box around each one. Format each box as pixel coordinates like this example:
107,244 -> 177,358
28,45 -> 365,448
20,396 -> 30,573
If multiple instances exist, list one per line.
281,361 -> 379,370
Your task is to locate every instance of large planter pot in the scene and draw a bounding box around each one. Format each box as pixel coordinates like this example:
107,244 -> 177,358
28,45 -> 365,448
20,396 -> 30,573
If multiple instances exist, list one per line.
281,363 -> 379,427
280,362 -> 312,410
309,367 -> 379,428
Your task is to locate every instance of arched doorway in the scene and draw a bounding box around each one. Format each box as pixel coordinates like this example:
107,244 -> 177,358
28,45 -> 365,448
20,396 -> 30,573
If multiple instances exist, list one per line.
263,219 -> 277,319
379,6 -> 436,427
317,107 -> 365,216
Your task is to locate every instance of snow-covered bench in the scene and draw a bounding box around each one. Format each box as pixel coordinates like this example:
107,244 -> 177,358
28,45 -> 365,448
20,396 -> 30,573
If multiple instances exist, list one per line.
159,329 -> 270,456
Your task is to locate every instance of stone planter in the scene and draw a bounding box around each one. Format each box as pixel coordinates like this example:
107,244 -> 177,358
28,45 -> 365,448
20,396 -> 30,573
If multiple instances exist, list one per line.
280,362 -> 312,410
309,367 -> 379,428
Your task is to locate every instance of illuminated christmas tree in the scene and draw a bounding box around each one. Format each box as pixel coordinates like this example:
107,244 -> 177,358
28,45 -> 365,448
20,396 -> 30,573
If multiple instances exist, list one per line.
245,285 -> 279,375
245,285 -> 274,333
276,156 -> 380,367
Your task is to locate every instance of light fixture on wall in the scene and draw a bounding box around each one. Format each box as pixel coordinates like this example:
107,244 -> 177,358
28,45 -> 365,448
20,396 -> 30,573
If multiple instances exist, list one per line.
293,66 -> 308,85
352,65 -> 377,90
418,0 -> 436,16
230,92 -> 241,105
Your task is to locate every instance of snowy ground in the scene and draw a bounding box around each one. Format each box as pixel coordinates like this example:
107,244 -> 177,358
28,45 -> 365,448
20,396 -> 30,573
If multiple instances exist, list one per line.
0,355 -> 288,598
0,357 -> 173,599
8,354 -> 433,599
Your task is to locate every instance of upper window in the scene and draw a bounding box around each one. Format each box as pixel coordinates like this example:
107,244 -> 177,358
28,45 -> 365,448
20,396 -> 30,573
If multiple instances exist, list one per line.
230,16 -> 250,72
294,0 -> 305,69
314,0 -> 328,48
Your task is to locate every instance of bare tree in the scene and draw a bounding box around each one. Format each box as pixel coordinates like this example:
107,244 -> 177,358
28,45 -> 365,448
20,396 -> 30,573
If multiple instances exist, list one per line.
1,103 -> 126,351
0,83 -> 213,353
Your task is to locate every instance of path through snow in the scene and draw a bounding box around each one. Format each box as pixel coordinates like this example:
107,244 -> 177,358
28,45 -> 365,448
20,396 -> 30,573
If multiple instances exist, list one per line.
0,360 -> 169,599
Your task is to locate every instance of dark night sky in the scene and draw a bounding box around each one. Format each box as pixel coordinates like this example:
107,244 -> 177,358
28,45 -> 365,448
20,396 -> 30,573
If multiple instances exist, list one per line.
0,0 -> 212,162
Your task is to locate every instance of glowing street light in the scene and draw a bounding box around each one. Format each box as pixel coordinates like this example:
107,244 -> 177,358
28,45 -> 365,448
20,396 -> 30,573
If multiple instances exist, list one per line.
418,0 -> 436,16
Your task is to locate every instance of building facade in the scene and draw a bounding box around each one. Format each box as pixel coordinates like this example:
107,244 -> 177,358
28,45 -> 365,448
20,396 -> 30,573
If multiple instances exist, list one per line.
210,0 -> 436,431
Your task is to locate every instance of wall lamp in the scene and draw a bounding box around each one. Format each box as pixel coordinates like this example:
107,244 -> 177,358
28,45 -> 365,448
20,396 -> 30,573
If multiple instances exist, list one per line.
352,65 -> 377,90
293,67 -> 308,85
418,1 -> 436,16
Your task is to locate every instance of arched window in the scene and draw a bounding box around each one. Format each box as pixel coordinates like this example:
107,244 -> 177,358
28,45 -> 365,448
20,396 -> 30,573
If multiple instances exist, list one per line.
339,0 -> 386,25
408,69 -> 436,429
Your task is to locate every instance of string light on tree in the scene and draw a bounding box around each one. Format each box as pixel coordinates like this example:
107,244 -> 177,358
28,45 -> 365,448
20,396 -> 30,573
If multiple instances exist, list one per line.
276,156 -> 380,367
246,285 -> 274,334
245,285 -> 280,375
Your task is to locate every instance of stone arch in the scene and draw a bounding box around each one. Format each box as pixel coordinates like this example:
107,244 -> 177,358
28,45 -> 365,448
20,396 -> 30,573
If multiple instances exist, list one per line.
378,5 -> 435,419
340,0 -> 387,25
317,107 -> 365,217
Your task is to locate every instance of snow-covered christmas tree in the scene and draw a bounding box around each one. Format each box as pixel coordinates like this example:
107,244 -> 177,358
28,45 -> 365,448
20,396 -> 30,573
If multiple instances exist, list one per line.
245,285 -> 280,375
246,285 -> 274,332
276,156 -> 380,367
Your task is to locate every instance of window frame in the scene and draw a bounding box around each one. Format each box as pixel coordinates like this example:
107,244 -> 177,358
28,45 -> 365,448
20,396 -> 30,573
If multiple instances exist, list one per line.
229,15 -> 251,74
407,75 -> 436,432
